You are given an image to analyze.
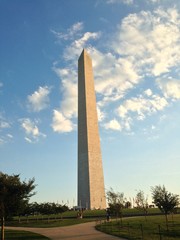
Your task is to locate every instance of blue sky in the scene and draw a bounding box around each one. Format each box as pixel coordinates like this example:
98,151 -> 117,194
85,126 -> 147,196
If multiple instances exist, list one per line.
1,0 -> 180,206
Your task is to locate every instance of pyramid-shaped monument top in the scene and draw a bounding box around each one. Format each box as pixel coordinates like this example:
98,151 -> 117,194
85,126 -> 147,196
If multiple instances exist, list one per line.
78,48 -> 90,60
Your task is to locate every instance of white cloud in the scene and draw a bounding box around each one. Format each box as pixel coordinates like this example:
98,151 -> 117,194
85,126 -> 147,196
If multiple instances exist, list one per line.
0,114 -> 10,129
101,7 -> 180,132
123,117 -> 132,131
25,137 -> 33,143
52,24 -> 101,133
0,121 -> 10,129
21,119 -> 39,136
0,82 -> 3,88
51,22 -> 100,62
88,47 -> 140,109
113,8 -> 180,77
157,77 -> 180,99
117,94 -> 168,121
145,0 -> 167,5
53,67 -> 77,118
51,22 -> 83,41
117,105 -> 128,119
19,118 -> 46,143
27,86 -> 51,112
144,89 -> 153,97
151,125 -> 156,130
7,134 -> 13,139
147,0 -> 162,3
52,8 -> 180,134
51,110 -> 74,133
104,119 -> 122,131
106,0 -> 133,4
97,106 -> 105,122
0,115 -> 12,144
63,32 -> 101,61
114,92 -> 169,131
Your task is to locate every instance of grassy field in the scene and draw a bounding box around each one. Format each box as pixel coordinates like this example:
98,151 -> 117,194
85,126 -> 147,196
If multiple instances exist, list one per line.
12,207 -> 163,221
0,230 -> 50,240
13,209 -> 107,220
7,209 -> 106,228
6,218 -> 94,228
6,208 -> 180,229
96,214 -> 180,239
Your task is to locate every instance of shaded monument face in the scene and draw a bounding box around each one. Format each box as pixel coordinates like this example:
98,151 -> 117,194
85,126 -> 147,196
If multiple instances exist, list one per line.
78,49 -> 106,209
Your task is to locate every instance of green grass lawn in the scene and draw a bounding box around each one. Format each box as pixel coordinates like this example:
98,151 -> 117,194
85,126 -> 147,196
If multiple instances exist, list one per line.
6,218 -> 95,228
96,214 -> 180,240
13,209 -> 107,221
0,230 -> 50,240
6,208 -> 180,229
12,207 -> 164,222
7,209 -> 107,228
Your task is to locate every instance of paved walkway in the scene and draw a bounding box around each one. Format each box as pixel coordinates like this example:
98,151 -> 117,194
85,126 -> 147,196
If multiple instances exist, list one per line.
6,221 -> 126,240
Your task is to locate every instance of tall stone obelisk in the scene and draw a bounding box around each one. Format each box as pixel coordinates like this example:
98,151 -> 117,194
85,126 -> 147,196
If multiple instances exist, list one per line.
78,49 -> 106,209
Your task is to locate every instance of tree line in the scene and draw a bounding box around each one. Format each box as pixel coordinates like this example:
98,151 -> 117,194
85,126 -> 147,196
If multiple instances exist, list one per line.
106,186 -> 179,225
23,202 -> 69,216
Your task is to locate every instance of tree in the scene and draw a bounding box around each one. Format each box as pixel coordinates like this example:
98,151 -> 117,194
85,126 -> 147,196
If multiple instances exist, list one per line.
151,185 -> 179,225
106,188 -> 126,219
22,202 -> 69,216
124,201 -> 132,209
135,190 -> 149,220
0,172 -> 36,240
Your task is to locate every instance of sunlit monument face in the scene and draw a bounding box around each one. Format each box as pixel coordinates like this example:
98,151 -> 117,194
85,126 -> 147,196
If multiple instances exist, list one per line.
78,49 -> 106,210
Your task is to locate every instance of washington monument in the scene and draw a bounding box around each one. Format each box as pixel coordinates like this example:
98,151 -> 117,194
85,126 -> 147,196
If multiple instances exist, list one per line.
78,49 -> 106,209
